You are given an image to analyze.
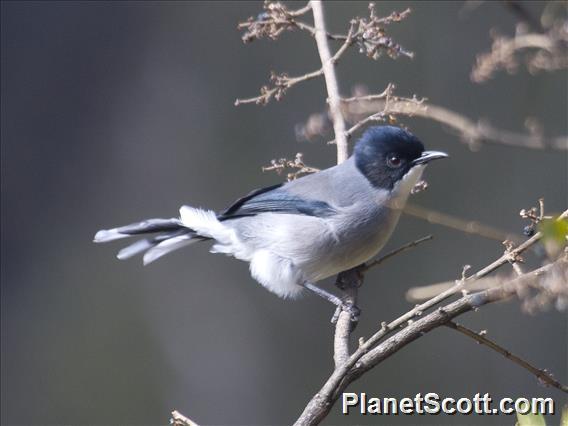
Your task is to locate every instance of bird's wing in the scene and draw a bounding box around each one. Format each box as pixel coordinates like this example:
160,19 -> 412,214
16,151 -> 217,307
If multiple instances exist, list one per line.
218,183 -> 336,221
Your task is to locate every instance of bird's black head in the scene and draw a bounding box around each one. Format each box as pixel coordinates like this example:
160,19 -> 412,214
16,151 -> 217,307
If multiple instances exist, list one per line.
354,126 -> 446,190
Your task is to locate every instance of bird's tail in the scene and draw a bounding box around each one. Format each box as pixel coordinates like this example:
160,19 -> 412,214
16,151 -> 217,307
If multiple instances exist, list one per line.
93,218 -> 209,265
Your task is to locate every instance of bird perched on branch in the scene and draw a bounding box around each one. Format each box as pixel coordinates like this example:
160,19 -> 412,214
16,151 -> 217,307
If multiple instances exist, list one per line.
94,126 -> 447,318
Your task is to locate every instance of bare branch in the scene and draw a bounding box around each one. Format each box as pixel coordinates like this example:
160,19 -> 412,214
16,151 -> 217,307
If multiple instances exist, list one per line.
406,277 -> 501,302
295,209 -> 568,424
170,410 -> 200,426
235,69 -> 324,106
342,95 -> 568,150
236,4 -> 413,107
295,255 -> 568,424
447,321 -> 568,393
311,0 -> 350,163
234,23 -> 356,106
471,26 -> 568,83
362,235 -> 433,272
341,82 -> 396,103
332,269 -> 362,367
404,203 -> 524,243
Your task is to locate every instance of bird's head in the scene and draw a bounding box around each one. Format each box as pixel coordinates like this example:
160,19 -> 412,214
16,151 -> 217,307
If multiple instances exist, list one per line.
354,126 -> 448,190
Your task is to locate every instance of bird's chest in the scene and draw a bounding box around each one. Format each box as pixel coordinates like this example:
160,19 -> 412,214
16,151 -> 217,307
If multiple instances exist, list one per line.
300,203 -> 399,281
335,203 -> 399,256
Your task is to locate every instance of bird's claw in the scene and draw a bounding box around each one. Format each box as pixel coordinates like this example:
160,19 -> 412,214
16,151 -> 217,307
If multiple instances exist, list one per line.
331,301 -> 361,324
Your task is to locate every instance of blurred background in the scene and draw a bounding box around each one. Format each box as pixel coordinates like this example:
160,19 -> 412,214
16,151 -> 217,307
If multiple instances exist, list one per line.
1,1 -> 566,425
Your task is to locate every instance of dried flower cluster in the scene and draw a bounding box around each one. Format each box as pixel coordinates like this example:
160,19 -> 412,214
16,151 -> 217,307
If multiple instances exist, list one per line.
354,3 -> 413,60
471,21 -> 568,83
238,1 -> 311,43
261,152 -> 320,181
235,2 -> 412,106
259,72 -> 293,103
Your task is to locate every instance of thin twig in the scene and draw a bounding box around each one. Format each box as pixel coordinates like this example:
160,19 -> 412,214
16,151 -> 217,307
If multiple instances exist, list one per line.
404,203 -> 524,243
406,277 -> 503,302
293,20 -> 349,41
170,410 -> 200,426
340,82 -> 395,102
288,3 -> 312,17
362,235 -> 433,272
235,69 -> 324,106
234,26 -> 356,106
447,321 -> 568,393
261,153 -> 320,181
471,31 -> 567,83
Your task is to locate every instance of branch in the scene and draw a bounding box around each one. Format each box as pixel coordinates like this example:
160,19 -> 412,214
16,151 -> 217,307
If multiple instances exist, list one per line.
362,235 -> 433,272
312,0 -> 349,164
237,2 -> 313,43
341,95 -> 568,150
236,4 -> 412,106
471,29 -> 568,83
406,276 -> 502,302
403,203 -> 524,243
170,410 -> 200,426
295,256 -> 568,424
294,209 -> 568,424
447,321 -> 568,393
234,69 -> 324,106
234,27 -> 356,106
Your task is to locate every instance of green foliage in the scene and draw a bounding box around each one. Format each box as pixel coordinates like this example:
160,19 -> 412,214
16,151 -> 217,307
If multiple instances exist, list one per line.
515,405 -> 568,426
538,217 -> 568,257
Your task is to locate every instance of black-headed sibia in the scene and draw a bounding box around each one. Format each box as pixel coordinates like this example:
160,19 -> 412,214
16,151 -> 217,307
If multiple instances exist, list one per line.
94,126 -> 447,318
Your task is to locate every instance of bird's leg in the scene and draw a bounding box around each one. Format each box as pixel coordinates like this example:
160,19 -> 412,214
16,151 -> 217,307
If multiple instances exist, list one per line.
332,265 -> 366,326
335,264 -> 366,291
303,282 -> 361,322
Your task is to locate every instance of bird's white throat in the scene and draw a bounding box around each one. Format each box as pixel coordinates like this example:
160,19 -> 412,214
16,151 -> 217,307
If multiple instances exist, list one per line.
389,165 -> 425,210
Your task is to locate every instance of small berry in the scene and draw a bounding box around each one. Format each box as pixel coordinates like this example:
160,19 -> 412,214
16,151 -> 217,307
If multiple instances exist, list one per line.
523,225 -> 535,237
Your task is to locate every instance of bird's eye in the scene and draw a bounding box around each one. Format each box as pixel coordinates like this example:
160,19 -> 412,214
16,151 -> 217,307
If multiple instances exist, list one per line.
386,154 -> 402,168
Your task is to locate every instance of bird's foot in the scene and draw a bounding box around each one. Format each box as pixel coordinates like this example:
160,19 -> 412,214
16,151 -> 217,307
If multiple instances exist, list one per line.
331,300 -> 361,324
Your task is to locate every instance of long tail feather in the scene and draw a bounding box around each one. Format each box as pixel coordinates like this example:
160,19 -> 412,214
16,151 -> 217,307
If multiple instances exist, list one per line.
116,229 -> 193,260
94,216 -> 208,263
93,218 -> 182,243
143,235 -> 198,265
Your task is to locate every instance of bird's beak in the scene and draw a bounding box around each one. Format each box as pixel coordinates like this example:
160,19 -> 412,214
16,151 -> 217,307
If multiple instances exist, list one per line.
412,150 -> 448,166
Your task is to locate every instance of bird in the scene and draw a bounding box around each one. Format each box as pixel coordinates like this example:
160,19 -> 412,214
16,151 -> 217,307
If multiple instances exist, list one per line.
94,126 -> 447,317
